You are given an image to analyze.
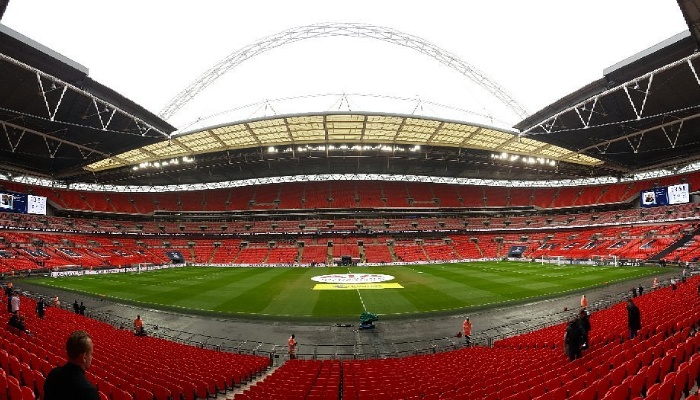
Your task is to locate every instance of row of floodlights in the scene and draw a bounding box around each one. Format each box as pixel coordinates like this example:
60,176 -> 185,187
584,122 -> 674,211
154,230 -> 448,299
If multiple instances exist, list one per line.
132,156 -> 195,171
267,145 -> 422,153
491,152 -> 557,166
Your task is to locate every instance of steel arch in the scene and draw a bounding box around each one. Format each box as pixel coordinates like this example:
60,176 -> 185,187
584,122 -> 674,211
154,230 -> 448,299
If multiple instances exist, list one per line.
159,22 -> 529,121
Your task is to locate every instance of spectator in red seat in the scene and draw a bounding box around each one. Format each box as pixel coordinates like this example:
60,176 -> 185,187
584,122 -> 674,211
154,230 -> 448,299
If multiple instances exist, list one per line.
10,291 -> 19,315
44,330 -> 99,400
9,314 -> 29,335
16,315 -> 27,334
36,296 -> 45,319
8,312 -> 18,329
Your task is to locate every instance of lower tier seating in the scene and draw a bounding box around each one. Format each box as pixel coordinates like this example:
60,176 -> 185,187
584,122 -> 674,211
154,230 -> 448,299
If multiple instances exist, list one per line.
1,295 -> 269,400
232,276 -> 700,400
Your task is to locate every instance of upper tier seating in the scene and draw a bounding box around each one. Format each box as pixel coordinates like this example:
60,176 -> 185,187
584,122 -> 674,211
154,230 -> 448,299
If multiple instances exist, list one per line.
277,182 -> 305,210
383,182 -> 409,208
4,171 -> 700,213
355,181 -> 385,208
329,182 -> 357,209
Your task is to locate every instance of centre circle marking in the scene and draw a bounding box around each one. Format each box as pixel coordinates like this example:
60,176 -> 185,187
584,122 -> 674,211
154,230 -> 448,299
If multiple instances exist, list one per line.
312,273 -> 395,284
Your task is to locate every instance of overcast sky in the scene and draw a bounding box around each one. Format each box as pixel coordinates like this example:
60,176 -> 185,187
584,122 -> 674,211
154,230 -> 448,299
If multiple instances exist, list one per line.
2,1 -> 689,131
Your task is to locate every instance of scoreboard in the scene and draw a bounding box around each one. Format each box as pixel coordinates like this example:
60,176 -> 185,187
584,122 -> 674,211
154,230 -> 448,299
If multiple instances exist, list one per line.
0,192 -> 47,215
640,183 -> 690,208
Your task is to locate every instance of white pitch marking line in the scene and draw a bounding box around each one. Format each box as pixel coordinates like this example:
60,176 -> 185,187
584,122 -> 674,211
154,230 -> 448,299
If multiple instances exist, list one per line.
347,268 -> 368,312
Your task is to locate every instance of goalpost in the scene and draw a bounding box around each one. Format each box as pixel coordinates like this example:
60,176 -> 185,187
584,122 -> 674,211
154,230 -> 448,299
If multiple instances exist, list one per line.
540,255 -> 564,266
592,255 -> 618,267
137,263 -> 154,273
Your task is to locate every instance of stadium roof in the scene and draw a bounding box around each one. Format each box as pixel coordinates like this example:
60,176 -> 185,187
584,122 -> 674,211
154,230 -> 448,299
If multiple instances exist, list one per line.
515,30 -> 700,178
0,24 -> 176,180
3,2 -> 700,186
84,113 -> 602,172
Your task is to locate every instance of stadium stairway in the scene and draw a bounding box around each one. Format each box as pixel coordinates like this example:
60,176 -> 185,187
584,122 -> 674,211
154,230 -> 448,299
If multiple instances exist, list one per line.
218,365 -> 280,399
228,276 -> 700,399
649,226 -> 700,262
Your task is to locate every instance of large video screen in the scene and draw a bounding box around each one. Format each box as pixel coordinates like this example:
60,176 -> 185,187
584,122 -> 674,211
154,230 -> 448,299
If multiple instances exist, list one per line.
0,192 -> 47,215
640,183 -> 690,208
27,195 -> 47,215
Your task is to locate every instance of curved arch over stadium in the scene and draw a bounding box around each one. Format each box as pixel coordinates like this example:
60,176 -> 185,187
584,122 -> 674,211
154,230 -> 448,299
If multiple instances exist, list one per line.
158,23 -> 529,122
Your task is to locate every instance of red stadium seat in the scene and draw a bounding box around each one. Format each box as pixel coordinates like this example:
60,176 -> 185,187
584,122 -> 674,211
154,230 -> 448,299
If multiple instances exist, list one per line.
18,386 -> 32,400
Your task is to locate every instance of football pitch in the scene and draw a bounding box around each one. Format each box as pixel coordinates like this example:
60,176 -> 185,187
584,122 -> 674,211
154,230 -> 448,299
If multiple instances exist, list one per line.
30,262 -> 667,320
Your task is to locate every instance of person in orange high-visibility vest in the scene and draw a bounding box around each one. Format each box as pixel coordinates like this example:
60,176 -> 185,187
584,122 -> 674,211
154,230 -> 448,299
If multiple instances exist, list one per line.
288,334 -> 297,359
133,315 -> 145,336
463,317 -> 472,345
581,294 -> 588,308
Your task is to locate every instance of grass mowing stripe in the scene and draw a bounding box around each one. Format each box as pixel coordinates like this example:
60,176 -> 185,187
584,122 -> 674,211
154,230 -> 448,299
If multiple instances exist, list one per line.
29,263 -> 669,320
381,267 -> 466,312
259,268 -> 321,316
212,268 -> 298,314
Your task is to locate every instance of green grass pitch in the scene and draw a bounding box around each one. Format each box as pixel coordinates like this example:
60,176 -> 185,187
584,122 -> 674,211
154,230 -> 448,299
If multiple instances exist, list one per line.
30,262 -> 667,320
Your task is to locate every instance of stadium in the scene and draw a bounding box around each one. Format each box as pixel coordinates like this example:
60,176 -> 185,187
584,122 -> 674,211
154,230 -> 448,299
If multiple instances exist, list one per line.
2,1 -> 700,399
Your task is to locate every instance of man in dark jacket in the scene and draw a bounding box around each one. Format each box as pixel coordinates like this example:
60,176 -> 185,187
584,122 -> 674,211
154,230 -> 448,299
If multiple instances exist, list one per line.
564,316 -> 583,361
578,309 -> 591,349
627,299 -> 642,339
36,297 -> 45,319
44,330 -> 99,400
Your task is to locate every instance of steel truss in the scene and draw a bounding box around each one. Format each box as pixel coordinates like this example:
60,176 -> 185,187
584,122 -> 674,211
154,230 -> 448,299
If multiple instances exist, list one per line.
0,53 -> 169,162
13,171 -> 691,193
159,22 -> 529,122
7,164 -> 700,193
521,52 -> 700,159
